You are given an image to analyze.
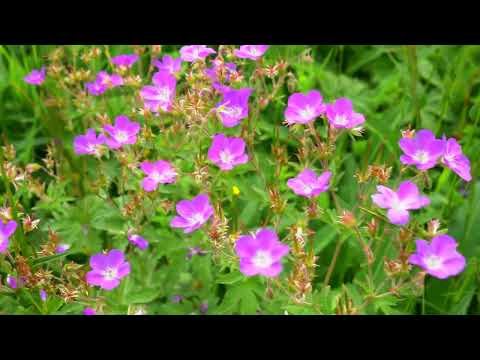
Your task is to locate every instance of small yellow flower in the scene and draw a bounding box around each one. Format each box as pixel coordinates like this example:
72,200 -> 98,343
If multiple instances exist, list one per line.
232,185 -> 240,196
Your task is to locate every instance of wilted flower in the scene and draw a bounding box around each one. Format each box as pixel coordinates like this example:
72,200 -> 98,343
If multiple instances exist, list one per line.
127,232 -> 149,250
325,98 -> 365,129
180,45 -> 216,62
408,235 -> 466,279
171,295 -> 183,303
186,246 -> 207,260
24,67 -> 46,85
6,275 -> 17,289
86,249 -> 131,291
207,134 -> 249,171
40,289 -> 47,302
170,194 -> 214,234
287,168 -> 332,198
234,45 -> 269,60
153,55 -> 182,75
56,243 -> 70,254
84,307 -> 96,315
399,129 -> 444,170
103,115 -> 141,149
73,128 -> 106,155
284,90 -> 326,125
216,87 -> 253,127
205,62 -> 237,82
0,220 -> 17,254
140,71 -> 176,113
140,160 -> 177,191
441,136 -> 472,182
199,301 -> 209,314
111,54 -> 139,69
235,228 -> 290,277
371,181 -> 430,226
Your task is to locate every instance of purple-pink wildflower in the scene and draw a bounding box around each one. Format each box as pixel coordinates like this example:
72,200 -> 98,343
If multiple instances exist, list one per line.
170,194 -> 214,234
180,45 -> 216,63
140,160 -> 177,191
399,129 -> 444,170
287,168 -> 332,198
0,220 -> 17,254
73,128 -> 106,155
86,249 -> 131,291
84,307 -> 97,315
371,180 -> 430,226
85,81 -> 107,96
199,301 -> 209,314
111,54 -> 139,69
207,134 -> 249,171
140,71 -> 176,113
103,115 -> 141,149
153,55 -> 182,75
171,295 -> 183,303
127,232 -> 149,250
284,90 -> 326,125
234,45 -> 269,60
216,87 -> 253,127
325,98 -> 365,129
441,136 -> 472,182
86,71 -> 123,95
97,71 -> 123,88
235,228 -> 290,278
24,67 -> 46,85
408,235 -> 466,279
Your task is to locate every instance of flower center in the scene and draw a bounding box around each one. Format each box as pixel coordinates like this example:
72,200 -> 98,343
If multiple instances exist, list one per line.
300,106 -> 315,120
220,150 -> 234,164
191,213 -> 204,225
334,115 -> 348,126
103,267 -> 118,281
424,254 -> 443,270
414,151 -> 430,164
115,131 -> 128,143
249,48 -> 260,56
252,250 -> 273,269
221,106 -> 242,117
157,87 -> 171,102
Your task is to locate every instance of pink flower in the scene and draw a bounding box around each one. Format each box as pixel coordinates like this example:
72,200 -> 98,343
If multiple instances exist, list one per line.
216,87 -> 253,127
180,45 -> 216,63
371,180 -> 430,226
0,220 -> 17,254
86,249 -> 131,291
287,168 -> 332,198
111,54 -> 139,69
325,98 -> 365,129
84,307 -> 97,315
399,129 -> 444,170
234,45 -> 269,60
103,115 -> 141,149
153,55 -> 182,75
207,134 -> 248,171
284,90 -> 326,125
441,136 -> 472,182
24,67 -> 46,85
409,235 -> 466,279
73,128 -> 106,156
140,71 -> 176,113
170,194 -> 214,234
235,228 -> 289,277
140,160 -> 177,192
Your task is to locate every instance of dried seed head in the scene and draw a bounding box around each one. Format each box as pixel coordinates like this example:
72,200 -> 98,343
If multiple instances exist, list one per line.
338,210 -> 357,228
